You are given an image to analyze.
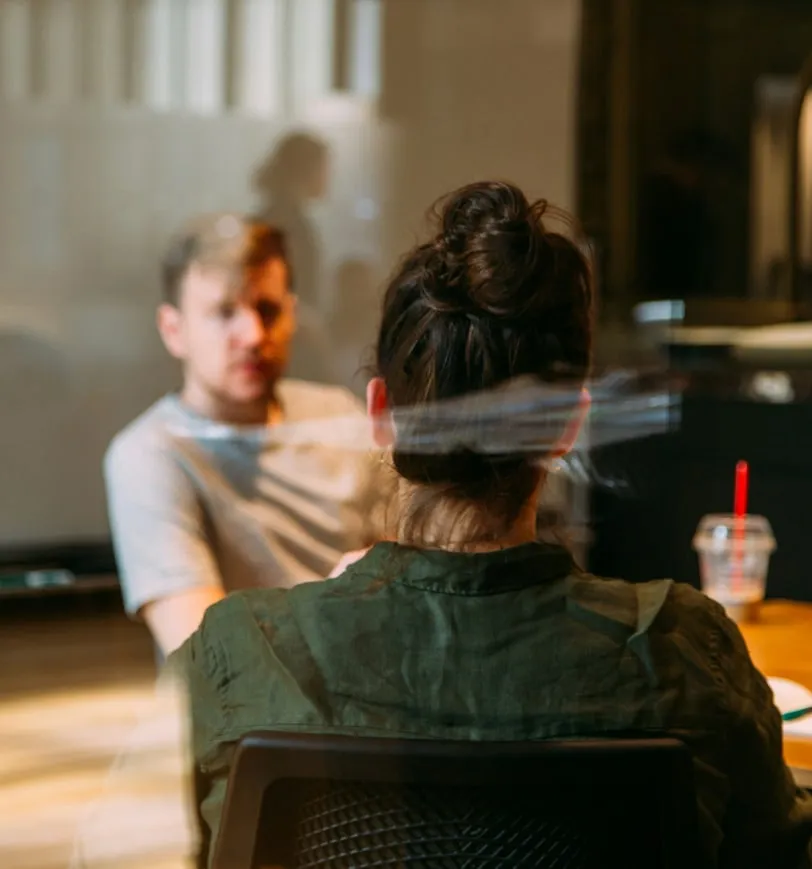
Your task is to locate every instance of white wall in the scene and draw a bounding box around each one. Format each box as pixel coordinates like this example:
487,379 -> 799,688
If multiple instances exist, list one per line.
381,0 -> 582,261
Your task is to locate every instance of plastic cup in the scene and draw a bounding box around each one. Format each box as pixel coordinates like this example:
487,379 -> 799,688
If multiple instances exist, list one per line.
692,514 -> 776,622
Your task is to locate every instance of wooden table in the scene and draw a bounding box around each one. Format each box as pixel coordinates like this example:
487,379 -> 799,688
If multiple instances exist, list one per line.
739,601 -> 812,778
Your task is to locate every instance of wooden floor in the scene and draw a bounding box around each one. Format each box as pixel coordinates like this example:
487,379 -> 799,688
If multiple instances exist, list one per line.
0,595 -> 194,869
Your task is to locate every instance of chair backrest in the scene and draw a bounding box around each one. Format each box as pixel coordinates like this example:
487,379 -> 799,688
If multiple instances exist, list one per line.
211,732 -> 705,869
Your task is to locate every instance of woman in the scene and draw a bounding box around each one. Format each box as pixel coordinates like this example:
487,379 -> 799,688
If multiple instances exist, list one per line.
173,181 -> 811,867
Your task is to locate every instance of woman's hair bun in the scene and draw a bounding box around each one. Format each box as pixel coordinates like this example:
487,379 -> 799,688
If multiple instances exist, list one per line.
422,180 -> 565,320
373,179 -> 593,544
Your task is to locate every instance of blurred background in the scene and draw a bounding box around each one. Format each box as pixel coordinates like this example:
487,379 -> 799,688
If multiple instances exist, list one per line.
2,1 -> 812,866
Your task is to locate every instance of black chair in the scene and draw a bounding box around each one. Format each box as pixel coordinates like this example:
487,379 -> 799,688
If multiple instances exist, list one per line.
210,731 -> 705,869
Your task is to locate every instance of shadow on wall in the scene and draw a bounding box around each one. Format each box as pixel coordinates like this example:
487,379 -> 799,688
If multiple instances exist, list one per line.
253,131 -> 331,312
254,132 -> 335,385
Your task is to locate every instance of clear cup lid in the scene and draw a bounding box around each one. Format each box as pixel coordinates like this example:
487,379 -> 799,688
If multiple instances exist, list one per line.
693,514 -> 776,553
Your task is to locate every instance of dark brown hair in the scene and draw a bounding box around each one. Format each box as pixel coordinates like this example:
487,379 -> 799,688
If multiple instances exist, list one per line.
375,181 -> 593,544
161,216 -> 289,306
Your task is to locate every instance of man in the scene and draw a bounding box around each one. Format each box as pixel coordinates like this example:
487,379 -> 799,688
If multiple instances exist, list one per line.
105,214 -> 385,655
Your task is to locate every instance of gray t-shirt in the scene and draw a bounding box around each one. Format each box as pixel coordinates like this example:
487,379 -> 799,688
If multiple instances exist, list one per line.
105,380 -> 386,615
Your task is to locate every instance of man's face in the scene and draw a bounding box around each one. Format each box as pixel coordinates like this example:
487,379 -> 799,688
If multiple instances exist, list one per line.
159,257 -> 296,415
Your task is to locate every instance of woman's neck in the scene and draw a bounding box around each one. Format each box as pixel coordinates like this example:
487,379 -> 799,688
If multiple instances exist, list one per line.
395,482 -> 542,553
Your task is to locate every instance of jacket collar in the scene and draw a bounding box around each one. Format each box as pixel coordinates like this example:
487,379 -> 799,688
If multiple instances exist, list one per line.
358,541 -> 575,596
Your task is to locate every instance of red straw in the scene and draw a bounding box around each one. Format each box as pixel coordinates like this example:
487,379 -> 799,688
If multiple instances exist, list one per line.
732,461 -> 749,592
734,461 -> 749,517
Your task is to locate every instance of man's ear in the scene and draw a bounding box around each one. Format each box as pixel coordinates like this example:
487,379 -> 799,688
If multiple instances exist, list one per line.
157,304 -> 186,360
551,388 -> 591,457
367,377 -> 394,448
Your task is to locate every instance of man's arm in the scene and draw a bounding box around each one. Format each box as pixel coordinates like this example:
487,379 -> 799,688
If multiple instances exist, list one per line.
141,586 -> 224,657
104,433 -> 226,656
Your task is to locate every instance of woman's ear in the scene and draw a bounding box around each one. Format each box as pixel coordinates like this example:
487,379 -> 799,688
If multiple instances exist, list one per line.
367,377 -> 394,448
551,387 -> 591,457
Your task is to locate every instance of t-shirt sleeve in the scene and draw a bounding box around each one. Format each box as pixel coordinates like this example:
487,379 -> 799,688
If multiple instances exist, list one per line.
104,432 -> 223,615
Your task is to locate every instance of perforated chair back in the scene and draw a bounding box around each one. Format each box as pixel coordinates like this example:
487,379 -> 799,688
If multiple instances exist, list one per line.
211,732 -> 705,869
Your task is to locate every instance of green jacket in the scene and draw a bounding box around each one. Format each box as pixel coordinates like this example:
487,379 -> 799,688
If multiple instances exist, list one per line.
171,541 -> 812,867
